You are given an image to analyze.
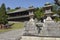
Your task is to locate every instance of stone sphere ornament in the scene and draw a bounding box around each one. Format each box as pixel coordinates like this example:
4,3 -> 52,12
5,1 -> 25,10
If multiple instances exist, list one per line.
54,0 -> 60,6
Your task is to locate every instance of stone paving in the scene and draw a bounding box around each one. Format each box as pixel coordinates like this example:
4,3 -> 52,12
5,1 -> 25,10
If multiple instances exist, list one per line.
0,28 -> 25,40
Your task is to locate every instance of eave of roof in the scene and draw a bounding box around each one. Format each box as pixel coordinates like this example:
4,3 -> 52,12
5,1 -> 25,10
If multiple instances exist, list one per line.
43,5 -> 52,8
53,14 -> 59,17
7,8 -> 35,14
7,15 -> 30,19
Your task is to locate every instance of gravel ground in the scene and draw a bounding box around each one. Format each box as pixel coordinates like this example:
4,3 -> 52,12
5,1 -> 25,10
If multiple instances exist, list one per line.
0,28 -> 25,40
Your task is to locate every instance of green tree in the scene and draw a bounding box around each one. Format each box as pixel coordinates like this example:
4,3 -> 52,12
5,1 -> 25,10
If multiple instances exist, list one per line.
52,4 -> 58,14
57,8 -> 60,15
7,7 -> 10,10
15,7 -> 21,9
52,4 -> 60,21
54,16 -> 60,22
34,8 -> 44,20
52,4 -> 60,15
0,3 -> 8,24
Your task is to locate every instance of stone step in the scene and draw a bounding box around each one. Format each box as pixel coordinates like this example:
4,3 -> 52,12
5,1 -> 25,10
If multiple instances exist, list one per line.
20,36 -> 60,40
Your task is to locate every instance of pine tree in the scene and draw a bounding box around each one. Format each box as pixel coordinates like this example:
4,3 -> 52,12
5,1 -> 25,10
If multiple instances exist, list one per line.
7,7 -> 10,10
0,3 -> 8,24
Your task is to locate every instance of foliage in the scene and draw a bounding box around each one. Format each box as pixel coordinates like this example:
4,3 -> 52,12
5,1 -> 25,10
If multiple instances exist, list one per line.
54,17 -> 60,22
0,3 -> 8,24
52,4 -> 58,14
7,9 -> 17,12
15,7 -> 21,9
52,4 -> 60,15
57,8 -> 60,15
7,7 -> 10,10
7,7 -> 21,12
52,4 -> 60,21
34,7 -> 44,20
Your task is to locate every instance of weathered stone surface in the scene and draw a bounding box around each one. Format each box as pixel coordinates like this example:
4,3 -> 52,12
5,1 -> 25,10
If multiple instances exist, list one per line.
24,18 -> 38,35
40,17 -> 60,36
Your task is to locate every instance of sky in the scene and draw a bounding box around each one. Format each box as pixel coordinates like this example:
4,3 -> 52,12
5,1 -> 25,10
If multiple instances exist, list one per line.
0,0 -> 54,9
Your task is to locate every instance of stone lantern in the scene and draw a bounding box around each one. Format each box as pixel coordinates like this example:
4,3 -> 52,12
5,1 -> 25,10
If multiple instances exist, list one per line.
29,6 -> 34,16
28,6 -> 35,25
39,2 -> 59,36
43,2 -> 54,22
43,2 -> 53,16
24,6 -> 38,36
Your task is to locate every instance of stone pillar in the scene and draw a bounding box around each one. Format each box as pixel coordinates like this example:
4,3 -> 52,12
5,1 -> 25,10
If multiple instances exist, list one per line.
24,10 -> 38,36
39,2 -> 59,36
29,11 -> 34,16
28,10 -> 35,25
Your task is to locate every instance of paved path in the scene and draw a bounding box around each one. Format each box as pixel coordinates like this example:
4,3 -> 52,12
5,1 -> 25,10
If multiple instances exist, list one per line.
0,28 -> 25,40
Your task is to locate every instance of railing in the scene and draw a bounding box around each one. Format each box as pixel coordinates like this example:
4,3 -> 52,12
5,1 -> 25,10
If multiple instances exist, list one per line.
7,15 -> 30,19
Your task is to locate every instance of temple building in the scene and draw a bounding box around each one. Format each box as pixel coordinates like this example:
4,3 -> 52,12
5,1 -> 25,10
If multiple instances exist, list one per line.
7,7 -> 35,22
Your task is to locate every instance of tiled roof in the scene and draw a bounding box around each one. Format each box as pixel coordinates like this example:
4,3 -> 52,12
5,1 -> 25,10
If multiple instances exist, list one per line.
7,8 -> 35,14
